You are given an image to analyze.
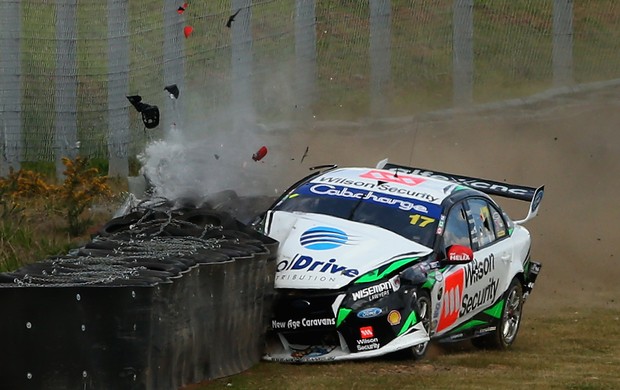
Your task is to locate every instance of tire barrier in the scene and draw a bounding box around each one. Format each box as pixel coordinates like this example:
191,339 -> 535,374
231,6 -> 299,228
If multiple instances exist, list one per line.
0,200 -> 278,390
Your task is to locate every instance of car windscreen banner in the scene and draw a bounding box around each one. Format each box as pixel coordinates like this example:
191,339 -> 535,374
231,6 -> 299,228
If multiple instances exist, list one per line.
295,181 -> 443,218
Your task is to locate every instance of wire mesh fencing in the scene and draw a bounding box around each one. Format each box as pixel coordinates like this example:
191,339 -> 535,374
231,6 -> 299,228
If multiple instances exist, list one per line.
1,0 -> 619,176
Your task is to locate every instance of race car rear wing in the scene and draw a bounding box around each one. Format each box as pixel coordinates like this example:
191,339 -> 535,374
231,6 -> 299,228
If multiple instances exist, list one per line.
379,161 -> 544,224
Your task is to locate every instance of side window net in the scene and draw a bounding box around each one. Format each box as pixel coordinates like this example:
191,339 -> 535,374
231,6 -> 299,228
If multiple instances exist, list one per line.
467,198 -> 497,249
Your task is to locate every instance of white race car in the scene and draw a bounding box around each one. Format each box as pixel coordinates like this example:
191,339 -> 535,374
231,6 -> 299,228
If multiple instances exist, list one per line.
256,161 -> 544,362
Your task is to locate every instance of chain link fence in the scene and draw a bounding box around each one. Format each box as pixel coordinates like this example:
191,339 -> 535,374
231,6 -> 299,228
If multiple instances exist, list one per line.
1,0 -> 619,177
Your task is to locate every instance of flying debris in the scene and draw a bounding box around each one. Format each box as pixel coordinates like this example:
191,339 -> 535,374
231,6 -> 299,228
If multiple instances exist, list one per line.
164,84 -> 180,100
252,146 -> 268,162
140,107 -> 160,129
177,2 -> 188,14
126,95 -> 160,129
300,146 -> 309,163
226,8 -> 242,28
126,95 -> 149,112
183,25 -> 193,38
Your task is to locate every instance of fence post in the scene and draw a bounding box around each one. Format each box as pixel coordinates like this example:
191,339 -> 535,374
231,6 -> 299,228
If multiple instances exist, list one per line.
0,0 -> 22,176
55,0 -> 78,180
231,0 -> 254,132
553,0 -> 573,87
163,0 -> 186,135
370,0 -> 391,118
452,0 -> 474,107
107,0 -> 130,178
295,0 -> 317,121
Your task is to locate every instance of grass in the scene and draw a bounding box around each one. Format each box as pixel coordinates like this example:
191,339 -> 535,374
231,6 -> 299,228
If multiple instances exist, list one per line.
185,307 -> 620,390
0,195 -> 122,272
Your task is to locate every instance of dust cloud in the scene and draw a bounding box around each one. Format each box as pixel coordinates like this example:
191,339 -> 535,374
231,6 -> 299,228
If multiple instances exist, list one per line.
137,65 -> 305,202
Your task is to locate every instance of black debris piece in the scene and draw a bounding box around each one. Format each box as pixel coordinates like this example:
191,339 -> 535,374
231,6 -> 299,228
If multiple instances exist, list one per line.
226,8 -> 241,28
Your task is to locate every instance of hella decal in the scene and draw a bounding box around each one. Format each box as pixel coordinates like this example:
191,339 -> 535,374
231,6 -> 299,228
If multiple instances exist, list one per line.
448,245 -> 474,262
300,226 -> 350,250
277,254 -> 360,278
357,307 -> 383,319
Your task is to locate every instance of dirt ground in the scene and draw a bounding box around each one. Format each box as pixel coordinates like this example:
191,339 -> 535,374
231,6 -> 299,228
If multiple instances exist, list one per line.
265,85 -> 620,314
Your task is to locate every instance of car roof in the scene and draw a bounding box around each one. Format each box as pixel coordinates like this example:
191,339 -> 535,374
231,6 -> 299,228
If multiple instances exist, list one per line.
311,167 -> 479,206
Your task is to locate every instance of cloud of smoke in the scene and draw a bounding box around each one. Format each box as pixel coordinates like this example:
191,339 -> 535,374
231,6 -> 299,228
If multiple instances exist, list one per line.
137,121 -> 286,202
136,62 -> 302,203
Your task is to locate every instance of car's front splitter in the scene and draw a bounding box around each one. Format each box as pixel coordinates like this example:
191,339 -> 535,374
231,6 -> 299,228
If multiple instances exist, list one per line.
263,321 -> 429,363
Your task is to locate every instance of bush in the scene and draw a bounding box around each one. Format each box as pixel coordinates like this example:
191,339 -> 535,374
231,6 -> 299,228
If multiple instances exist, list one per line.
0,157 -> 114,271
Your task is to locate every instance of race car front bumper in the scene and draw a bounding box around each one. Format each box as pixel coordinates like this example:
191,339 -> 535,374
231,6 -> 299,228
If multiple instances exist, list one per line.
263,321 -> 429,363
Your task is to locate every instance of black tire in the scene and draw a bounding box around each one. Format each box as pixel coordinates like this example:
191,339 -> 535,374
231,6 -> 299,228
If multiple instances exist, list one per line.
472,277 -> 524,350
176,208 -> 236,230
411,289 -> 432,359
97,211 -> 144,236
388,289 -> 432,361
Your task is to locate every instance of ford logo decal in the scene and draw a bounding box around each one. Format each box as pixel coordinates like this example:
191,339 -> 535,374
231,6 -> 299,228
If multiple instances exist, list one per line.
357,307 -> 383,319
300,226 -> 349,250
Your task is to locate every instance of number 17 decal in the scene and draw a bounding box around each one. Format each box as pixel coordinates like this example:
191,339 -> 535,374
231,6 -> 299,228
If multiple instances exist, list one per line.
409,214 -> 435,227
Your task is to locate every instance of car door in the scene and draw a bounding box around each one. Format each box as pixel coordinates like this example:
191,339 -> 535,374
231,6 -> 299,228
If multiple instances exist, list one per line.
459,197 -> 512,321
432,198 -> 512,336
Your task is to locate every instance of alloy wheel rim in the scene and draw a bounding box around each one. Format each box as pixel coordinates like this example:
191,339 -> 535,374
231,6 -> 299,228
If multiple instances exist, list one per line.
413,297 -> 430,354
502,288 -> 522,344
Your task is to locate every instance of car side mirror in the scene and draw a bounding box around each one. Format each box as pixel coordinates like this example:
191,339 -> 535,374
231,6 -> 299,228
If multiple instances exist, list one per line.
443,244 -> 474,265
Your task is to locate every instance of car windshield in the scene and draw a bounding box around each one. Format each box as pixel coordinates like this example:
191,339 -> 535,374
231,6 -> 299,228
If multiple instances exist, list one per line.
272,181 -> 442,248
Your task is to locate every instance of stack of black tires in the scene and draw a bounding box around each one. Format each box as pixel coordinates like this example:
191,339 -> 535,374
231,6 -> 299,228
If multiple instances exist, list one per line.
0,198 -> 278,390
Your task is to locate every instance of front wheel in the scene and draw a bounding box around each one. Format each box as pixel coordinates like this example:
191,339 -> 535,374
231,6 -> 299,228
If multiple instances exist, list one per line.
472,277 -> 524,350
388,289 -> 431,361
411,289 -> 431,359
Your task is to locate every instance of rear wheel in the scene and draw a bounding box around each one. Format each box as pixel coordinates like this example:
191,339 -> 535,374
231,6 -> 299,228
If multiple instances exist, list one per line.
472,277 -> 524,350
411,290 -> 431,359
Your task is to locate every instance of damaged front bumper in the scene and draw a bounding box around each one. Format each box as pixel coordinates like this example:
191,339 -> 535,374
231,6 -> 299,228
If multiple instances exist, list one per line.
263,320 -> 429,363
